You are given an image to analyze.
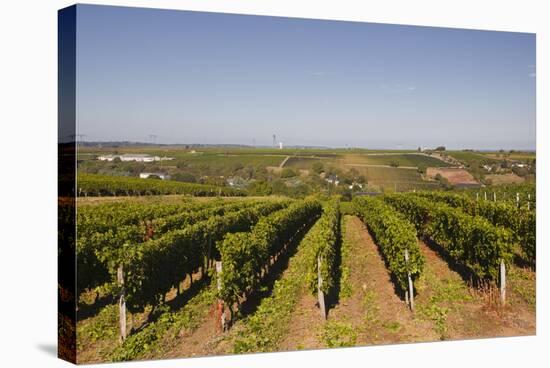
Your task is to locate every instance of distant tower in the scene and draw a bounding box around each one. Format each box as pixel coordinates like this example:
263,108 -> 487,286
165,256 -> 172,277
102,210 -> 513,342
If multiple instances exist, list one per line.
72,134 -> 86,145
272,134 -> 276,148
279,142 -> 283,150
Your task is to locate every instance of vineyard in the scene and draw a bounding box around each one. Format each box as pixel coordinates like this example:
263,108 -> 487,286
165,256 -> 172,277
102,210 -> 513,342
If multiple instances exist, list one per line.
457,183 -> 536,210
73,190 -> 536,363
77,174 -> 245,197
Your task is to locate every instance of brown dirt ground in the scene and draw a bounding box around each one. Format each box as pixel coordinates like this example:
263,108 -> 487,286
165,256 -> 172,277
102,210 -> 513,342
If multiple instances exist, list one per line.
159,302 -> 222,359
277,289 -> 326,351
485,173 -> 525,185
426,167 -> 478,185
334,216 -> 438,345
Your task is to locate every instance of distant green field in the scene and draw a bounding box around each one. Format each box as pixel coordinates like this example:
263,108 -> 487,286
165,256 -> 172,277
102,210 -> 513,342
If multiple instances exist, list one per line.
79,146 -> 339,158
284,156 -> 323,169
481,152 -> 536,161
285,153 -> 450,170
342,153 -> 451,168
446,151 -> 498,165
359,166 -> 419,181
78,145 -> 423,158
173,153 -> 285,169
352,166 -> 439,191
78,152 -> 286,176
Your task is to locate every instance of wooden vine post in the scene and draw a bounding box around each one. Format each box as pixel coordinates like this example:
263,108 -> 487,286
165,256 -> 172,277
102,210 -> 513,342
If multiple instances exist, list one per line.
493,192 -> 496,202
207,234 -> 212,270
516,192 -> 520,208
500,259 -> 506,305
484,191 -> 487,201
527,194 -> 531,210
404,249 -> 414,312
117,265 -> 127,342
317,255 -> 327,320
215,261 -> 226,332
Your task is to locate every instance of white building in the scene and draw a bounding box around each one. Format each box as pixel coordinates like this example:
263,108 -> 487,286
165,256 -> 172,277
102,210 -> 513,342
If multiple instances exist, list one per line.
97,154 -> 173,162
139,172 -> 171,180
120,154 -> 159,162
97,154 -> 117,162
325,175 -> 340,186
226,176 -> 248,188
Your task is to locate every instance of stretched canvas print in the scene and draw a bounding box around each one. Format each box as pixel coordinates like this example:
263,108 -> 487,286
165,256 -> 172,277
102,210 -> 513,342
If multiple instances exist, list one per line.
58,4 -> 536,364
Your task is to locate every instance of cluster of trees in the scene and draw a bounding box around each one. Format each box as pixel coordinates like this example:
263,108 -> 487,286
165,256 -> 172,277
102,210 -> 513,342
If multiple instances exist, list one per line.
434,173 -> 453,190
248,163 -> 368,199
78,160 -> 151,176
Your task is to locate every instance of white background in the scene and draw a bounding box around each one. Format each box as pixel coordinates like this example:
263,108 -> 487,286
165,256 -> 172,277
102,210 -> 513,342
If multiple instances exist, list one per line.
0,0 -> 547,367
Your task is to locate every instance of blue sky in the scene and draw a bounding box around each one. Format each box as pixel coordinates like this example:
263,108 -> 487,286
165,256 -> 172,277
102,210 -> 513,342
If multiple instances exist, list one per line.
75,4 -> 536,150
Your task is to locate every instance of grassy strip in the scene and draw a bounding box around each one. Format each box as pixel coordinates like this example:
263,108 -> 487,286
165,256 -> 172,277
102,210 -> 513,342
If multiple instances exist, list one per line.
321,321 -> 358,347
339,216 -> 353,299
108,283 -> 217,362
414,266 -> 472,340
77,304 -> 119,351
508,266 -> 536,310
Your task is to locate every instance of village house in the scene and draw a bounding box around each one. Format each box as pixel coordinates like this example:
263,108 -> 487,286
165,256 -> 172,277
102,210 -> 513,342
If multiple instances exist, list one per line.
325,174 -> 340,186
348,182 -> 364,190
139,172 -> 171,180
226,176 -> 248,188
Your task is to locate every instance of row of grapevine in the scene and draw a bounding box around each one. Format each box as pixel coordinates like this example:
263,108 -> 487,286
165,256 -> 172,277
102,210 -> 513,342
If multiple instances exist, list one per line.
77,173 -> 246,197
304,199 -> 341,300
232,199 -> 340,352
77,201 -> 206,237
217,199 -> 323,317
76,200 -> 286,298
78,201 -> 232,294
149,201 -> 268,236
415,191 -> 535,264
457,183 -> 536,210
352,196 -> 424,294
384,194 -> 513,281
119,201 -> 289,313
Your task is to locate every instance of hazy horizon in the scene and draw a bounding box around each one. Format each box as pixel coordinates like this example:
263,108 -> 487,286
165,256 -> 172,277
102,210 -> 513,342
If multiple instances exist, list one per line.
76,140 -> 536,152
74,5 -> 536,150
